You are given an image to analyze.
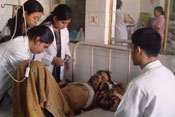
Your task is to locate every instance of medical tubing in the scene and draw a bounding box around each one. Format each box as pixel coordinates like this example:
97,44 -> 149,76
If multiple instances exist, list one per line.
2,0 -> 31,83
2,62 -> 28,83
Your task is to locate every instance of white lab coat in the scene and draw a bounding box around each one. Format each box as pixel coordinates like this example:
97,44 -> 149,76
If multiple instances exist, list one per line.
0,36 -> 31,100
114,60 -> 175,117
115,9 -> 128,40
35,24 -> 71,80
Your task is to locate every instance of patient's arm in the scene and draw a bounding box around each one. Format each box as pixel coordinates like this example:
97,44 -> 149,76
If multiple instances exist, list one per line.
94,81 -> 126,111
113,82 -> 126,95
58,79 -> 72,88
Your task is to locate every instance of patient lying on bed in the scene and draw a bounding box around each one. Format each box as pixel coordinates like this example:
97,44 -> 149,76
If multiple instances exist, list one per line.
59,70 -> 111,115
12,60 -> 125,116
59,71 -> 126,114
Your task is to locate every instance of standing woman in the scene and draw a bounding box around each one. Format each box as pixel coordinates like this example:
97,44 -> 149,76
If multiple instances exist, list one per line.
115,0 -> 134,42
0,25 -> 53,106
35,4 -> 72,82
151,6 -> 165,41
0,0 -> 43,43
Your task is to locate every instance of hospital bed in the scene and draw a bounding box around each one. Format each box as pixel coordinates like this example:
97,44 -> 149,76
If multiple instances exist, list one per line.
70,41 -> 133,83
69,41 -> 132,116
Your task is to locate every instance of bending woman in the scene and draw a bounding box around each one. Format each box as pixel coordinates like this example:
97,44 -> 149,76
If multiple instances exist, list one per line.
35,4 -> 72,82
0,25 -> 53,106
0,0 -> 43,43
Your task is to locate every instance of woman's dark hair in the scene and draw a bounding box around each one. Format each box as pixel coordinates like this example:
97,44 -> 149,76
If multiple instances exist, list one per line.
42,4 -> 72,25
27,25 -> 53,44
131,27 -> 161,57
5,0 -> 43,41
154,6 -> 164,15
117,0 -> 122,9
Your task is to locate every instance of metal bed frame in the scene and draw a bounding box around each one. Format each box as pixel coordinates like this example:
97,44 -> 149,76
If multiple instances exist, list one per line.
72,41 -> 132,83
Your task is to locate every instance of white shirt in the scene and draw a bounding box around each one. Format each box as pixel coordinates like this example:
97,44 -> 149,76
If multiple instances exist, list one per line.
35,24 -> 71,80
0,36 -> 31,99
115,60 -> 175,117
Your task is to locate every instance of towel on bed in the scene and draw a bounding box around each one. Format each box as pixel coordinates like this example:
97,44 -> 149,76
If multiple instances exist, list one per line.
61,82 -> 94,115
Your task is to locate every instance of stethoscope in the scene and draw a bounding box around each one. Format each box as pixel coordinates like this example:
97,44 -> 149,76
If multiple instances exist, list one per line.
32,54 -> 36,60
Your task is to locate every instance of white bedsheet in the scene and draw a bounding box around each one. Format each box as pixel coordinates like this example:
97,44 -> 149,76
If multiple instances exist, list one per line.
76,108 -> 114,117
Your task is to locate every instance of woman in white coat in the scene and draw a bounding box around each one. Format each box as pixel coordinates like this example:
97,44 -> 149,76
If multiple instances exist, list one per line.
0,25 -> 53,106
35,4 -> 72,82
115,0 -> 134,42
0,0 -> 43,43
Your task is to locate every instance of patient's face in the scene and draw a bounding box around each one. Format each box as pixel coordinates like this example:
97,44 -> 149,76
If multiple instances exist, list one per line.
97,72 -> 109,82
89,72 -> 109,90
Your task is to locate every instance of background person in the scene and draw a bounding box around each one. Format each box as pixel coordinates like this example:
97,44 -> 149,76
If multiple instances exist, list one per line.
0,25 -> 53,107
151,6 -> 165,41
35,4 -> 72,82
0,0 -> 43,43
115,0 -> 134,44
115,28 -> 175,117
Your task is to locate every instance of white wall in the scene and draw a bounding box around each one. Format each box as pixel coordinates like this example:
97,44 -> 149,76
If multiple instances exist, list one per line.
85,0 -> 110,44
122,0 -> 140,23
0,0 -> 19,30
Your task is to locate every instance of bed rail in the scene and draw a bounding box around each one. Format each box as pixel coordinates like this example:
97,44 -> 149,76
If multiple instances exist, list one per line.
72,41 -> 132,83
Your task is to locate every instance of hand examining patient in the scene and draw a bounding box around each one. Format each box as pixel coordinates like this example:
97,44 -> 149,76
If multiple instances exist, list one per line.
52,57 -> 64,66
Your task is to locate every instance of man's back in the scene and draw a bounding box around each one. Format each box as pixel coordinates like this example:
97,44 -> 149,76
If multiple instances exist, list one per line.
115,60 -> 175,117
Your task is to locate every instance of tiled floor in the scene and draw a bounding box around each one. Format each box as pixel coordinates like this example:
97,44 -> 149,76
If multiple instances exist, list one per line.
0,104 -> 12,117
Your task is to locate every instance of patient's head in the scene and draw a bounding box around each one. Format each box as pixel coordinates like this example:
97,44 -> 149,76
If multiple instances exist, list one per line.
88,70 -> 111,90
96,70 -> 111,81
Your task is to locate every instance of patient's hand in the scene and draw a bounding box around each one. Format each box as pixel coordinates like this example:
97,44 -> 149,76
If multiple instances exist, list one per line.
58,79 -> 72,88
116,82 -> 126,90
113,82 -> 126,95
